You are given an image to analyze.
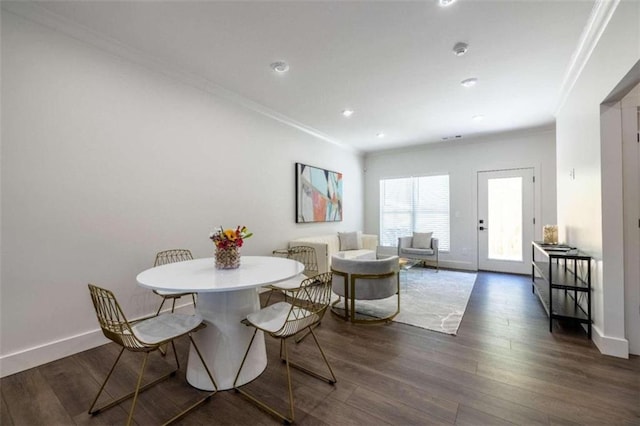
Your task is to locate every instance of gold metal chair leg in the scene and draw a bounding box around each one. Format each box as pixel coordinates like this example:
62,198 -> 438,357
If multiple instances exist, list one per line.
158,326 -> 177,359
330,297 -> 350,321
127,352 -> 151,426
233,328 -> 259,387
282,338 -> 295,423
188,334 -> 218,392
234,329 -> 294,424
294,321 -> 320,344
89,347 -> 178,417
163,334 -> 217,425
191,293 -> 197,308
156,298 -> 167,316
309,328 -> 337,383
235,328 -> 336,425
88,347 -> 125,415
262,289 -> 275,307
171,297 -> 177,313
171,340 -> 180,370
286,328 -> 337,385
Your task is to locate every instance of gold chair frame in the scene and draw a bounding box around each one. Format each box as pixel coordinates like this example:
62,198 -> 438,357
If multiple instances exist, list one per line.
87,284 -> 217,426
233,272 -> 336,424
153,249 -> 197,315
265,246 -> 319,305
330,269 -> 400,324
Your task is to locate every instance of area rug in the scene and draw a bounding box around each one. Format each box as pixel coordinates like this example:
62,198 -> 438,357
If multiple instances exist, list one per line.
335,268 -> 477,335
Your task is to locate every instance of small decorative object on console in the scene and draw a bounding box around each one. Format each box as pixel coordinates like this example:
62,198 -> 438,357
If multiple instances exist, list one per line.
210,226 -> 252,269
543,225 -> 558,244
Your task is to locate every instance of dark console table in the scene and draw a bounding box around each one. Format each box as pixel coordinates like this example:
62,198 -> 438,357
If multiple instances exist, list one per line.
531,241 -> 592,339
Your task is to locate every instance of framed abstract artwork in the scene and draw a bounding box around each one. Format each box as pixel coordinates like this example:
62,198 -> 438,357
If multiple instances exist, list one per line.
296,162 -> 343,223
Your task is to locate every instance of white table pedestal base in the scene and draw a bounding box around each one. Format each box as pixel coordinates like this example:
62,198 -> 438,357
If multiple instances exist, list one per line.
186,288 -> 266,391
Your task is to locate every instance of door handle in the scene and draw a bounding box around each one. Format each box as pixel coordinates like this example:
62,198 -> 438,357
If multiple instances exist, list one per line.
479,226 -> 487,231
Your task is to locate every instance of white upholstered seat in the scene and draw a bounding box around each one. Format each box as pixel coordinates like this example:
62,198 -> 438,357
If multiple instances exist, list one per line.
398,235 -> 439,271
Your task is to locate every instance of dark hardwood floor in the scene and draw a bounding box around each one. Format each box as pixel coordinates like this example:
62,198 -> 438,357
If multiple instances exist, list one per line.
2,271 -> 639,425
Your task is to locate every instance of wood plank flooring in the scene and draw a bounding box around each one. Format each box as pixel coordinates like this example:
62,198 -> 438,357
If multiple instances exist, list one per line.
2,271 -> 639,425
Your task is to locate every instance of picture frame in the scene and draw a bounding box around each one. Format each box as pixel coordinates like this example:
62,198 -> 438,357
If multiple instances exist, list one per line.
295,162 -> 343,223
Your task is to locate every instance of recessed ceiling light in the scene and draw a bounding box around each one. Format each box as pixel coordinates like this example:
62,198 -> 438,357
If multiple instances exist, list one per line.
270,61 -> 289,73
377,133 -> 385,138
453,42 -> 468,56
439,0 -> 457,7
342,109 -> 354,117
461,78 -> 478,88
472,114 -> 484,121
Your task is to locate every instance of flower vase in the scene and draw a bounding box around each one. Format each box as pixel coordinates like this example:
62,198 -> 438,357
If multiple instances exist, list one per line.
215,245 -> 241,269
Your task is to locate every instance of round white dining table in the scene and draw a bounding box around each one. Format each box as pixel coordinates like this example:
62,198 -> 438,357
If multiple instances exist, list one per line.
136,256 -> 304,391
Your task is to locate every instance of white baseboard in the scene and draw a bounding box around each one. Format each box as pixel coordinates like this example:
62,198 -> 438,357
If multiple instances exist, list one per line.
591,324 -> 630,358
0,328 -> 109,378
0,302 -> 194,378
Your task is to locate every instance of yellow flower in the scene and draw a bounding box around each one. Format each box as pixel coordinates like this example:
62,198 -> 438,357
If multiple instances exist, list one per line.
224,229 -> 237,240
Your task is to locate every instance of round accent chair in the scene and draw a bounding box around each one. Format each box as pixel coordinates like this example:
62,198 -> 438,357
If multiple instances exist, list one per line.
330,253 -> 400,324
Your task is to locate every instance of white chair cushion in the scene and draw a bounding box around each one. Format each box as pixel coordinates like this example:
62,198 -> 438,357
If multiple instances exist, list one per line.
246,302 -> 319,336
412,232 -> 433,249
268,274 -> 306,290
401,247 -> 435,256
153,289 -> 191,297
132,313 -> 203,344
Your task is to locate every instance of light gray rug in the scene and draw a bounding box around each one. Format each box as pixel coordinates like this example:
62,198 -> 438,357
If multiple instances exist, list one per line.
335,268 -> 477,335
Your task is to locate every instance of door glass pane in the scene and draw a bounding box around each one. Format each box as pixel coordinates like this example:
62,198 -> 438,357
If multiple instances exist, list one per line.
487,177 -> 522,261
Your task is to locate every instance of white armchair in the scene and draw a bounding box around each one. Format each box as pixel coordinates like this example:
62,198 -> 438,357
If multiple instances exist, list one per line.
398,233 -> 439,271
330,253 -> 400,323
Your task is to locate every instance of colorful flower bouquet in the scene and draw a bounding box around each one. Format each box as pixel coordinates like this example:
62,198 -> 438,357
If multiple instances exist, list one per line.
209,226 -> 252,269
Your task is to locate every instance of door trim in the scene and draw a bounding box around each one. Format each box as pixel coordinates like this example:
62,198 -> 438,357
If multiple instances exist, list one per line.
475,167 -> 539,274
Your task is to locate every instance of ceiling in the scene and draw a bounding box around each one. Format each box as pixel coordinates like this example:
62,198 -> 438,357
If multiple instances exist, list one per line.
16,1 -> 595,153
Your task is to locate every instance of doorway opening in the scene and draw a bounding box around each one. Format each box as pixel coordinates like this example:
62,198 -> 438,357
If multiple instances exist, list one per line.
478,168 -> 535,274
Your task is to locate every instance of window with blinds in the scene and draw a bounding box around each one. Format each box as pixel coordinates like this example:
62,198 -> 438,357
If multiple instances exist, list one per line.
379,175 -> 450,250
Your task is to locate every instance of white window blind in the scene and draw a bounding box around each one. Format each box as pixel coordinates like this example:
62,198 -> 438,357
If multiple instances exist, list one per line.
380,175 -> 450,250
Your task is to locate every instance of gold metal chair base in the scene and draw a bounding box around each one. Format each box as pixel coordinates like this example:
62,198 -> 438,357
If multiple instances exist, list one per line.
330,298 -> 399,324
233,328 -> 336,424
329,269 -> 400,324
155,292 -> 197,316
293,321 -> 320,344
88,336 -> 216,426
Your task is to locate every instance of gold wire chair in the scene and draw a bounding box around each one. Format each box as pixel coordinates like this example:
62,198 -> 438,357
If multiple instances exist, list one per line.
153,249 -> 197,315
264,246 -> 318,306
234,272 -> 336,424
87,284 -> 217,426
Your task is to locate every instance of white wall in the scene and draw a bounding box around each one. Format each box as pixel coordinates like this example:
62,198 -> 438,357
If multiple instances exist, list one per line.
364,129 -> 557,271
555,1 -> 639,357
0,11 -> 364,376
621,95 -> 639,355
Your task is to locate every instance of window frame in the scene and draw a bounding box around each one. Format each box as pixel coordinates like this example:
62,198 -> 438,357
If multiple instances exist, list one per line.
379,174 -> 450,252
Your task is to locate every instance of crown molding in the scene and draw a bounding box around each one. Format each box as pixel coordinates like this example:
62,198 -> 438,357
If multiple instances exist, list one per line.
554,0 -> 620,115
1,2 -> 357,153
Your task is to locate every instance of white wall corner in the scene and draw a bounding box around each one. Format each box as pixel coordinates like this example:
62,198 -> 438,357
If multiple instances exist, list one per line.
555,0 -> 621,114
591,323 -> 630,359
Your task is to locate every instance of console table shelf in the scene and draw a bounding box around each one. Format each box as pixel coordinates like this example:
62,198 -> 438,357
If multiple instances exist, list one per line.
531,241 -> 592,338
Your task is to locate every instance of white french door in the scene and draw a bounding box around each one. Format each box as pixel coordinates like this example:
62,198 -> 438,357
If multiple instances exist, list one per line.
478,168 -> 535,274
